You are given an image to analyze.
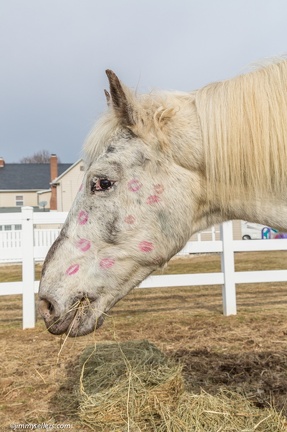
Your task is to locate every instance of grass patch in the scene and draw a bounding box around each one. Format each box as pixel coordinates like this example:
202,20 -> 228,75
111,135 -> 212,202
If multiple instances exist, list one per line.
0,263 -> 42,282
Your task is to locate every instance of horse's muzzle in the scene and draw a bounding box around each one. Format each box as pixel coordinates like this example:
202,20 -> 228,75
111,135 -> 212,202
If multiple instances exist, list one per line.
38,295 -> 104,336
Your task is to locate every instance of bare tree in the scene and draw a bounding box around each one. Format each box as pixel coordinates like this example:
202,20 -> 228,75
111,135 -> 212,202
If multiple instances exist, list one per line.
20,150 -> 60,163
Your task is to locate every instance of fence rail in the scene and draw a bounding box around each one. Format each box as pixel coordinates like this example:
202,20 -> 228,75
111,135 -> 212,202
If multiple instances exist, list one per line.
1,207 -> 287,329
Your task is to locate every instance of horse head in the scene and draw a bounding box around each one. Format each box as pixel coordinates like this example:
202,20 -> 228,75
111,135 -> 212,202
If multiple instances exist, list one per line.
38,70 -> 204,336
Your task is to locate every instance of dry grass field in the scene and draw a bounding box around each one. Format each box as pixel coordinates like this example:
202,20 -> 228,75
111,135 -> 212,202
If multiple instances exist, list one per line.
1,251 -> 287,431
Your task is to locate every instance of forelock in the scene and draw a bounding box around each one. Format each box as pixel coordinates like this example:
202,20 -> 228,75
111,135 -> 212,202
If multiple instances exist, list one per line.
83,90 -> 186,166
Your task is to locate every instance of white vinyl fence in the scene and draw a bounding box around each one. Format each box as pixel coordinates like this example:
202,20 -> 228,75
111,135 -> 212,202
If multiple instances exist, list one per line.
1,207 -> 287,330
0,228 -> 61,262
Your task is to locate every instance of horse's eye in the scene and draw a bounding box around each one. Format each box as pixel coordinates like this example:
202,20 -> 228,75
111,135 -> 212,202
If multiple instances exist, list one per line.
91,178 -> 115,193
100,179 -> 112,190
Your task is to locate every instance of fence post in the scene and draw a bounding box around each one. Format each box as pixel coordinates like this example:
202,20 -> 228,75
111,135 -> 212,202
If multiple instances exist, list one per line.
220,221 -> 237,315
21,206 -> 35,328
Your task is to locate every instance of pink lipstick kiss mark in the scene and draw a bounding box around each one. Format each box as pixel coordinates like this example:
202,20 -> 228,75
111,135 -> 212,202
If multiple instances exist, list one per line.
154,184 -> 164,194
124,215 -> 135,224
76,238 -> 91,252
138,240 -> 154,253
100,258 -> 115,269
66,264 -> 80,276
146,195 -> 160,205
128,179 -> 142,192
78,210 -> 88,225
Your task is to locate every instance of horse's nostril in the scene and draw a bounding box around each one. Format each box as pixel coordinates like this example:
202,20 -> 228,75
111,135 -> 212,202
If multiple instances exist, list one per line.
48,302 -> 54,313
38,298 -> 57,319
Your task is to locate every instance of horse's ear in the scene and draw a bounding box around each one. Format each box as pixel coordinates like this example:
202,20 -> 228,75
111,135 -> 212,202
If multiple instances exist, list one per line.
104,89 -> 111,106
105,70 -> 135,127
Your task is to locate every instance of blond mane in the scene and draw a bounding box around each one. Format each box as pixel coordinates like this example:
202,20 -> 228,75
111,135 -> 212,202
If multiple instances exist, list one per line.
195,58 -> 287,204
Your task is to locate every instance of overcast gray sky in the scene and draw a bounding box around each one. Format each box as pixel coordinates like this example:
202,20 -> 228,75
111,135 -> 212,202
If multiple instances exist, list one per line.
1,0 -> 287,163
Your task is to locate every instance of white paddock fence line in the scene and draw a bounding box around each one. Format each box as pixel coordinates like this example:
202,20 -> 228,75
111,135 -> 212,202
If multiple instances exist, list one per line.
0,206 -> 287,330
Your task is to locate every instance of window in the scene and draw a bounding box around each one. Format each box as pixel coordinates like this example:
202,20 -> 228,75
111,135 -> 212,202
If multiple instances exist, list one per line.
15,195 -> 24,206
0,224 -> 22,231
80,165 -> 85,171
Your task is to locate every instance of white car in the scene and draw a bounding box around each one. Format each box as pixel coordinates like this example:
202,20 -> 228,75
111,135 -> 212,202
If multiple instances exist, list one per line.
241,221 -> 278,240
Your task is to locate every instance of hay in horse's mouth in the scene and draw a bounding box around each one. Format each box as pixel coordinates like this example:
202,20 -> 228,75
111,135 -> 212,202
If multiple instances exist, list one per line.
65,297 -> 105,337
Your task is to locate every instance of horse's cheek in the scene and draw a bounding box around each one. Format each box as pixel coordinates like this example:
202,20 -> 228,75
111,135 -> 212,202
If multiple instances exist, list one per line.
157,210 -> 174,240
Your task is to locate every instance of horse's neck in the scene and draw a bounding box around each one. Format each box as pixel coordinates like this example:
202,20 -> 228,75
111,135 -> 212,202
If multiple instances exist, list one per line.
194,195 -> 287,233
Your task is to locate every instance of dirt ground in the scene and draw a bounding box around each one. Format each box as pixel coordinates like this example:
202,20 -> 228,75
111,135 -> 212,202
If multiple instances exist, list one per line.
1,252 -> 287,431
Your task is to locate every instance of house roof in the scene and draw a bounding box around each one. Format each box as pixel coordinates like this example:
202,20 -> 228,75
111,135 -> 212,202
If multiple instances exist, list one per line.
0,163 -> 72,191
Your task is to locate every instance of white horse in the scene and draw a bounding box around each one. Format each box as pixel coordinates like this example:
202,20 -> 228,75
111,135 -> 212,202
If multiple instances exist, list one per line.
39,58 -> 287,336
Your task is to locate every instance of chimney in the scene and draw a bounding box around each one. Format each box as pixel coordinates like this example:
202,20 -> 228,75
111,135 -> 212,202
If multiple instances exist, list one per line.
50,154 -> 58,211
0,157 -> 5,168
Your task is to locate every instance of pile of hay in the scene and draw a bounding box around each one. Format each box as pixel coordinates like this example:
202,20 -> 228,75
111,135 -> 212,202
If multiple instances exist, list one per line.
78,340 -> 286,432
